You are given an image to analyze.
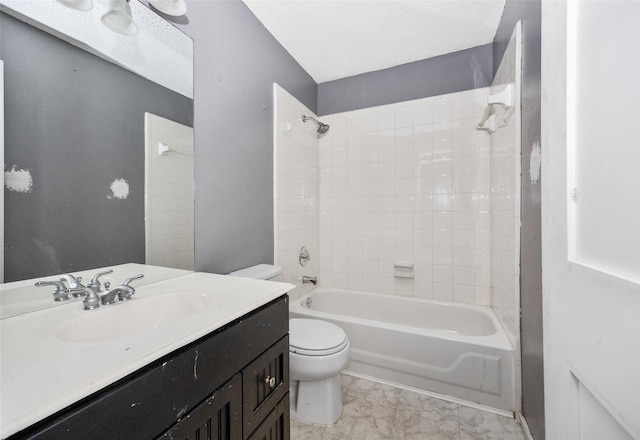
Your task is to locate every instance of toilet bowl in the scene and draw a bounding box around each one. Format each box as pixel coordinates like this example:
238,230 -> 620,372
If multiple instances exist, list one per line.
228,264 -> 351,426
289,318 -> 350,426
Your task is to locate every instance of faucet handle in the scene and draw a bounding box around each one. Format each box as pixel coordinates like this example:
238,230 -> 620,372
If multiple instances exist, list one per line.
122,274 -> 144,286
35,280 -> 70,302
60,274 -> 87,297
116,274 -> 143,301
88,268 -> 114,292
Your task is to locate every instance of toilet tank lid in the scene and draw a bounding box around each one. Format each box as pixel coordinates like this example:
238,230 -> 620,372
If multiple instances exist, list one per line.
228,264 -> 283,280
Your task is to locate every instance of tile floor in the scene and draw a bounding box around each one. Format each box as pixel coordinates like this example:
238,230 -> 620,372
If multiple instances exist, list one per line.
290,375 -> 526,440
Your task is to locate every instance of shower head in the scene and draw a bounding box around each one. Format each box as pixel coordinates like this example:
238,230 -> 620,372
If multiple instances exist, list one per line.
302,115 -> 330,136
317,122 -> 330,135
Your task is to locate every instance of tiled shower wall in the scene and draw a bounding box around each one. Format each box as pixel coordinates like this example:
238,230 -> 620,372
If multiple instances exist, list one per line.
273,84 -> 319,297
144,113 -> 195,271
490,23 -> 522,409
318,89 -> 492,305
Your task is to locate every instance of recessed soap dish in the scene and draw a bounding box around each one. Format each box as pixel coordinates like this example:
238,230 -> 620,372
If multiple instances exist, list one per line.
394,262 -> 414,278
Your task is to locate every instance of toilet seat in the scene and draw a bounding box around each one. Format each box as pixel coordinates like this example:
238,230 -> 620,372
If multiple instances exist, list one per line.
290,319 -> 348,356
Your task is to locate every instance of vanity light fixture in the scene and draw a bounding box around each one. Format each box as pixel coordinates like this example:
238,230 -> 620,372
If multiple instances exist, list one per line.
55,0 -> 139,36
149,0 -> 188,17
101,0 -> 140,36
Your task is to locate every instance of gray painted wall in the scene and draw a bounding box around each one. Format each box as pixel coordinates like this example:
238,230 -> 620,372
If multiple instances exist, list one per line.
1,13 -> 193,282
173,1 -> 317,275
317,44 -> 493,116
493,1 -> 544,438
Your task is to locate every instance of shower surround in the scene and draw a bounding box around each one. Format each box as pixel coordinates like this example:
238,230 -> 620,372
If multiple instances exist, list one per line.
317,89 -> 492,305
273,80 -> 521,411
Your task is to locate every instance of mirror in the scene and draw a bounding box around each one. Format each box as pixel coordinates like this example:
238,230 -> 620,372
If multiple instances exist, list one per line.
0,1 -> 194,311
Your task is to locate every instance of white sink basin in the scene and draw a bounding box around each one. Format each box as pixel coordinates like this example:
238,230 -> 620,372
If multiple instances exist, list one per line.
55,293 -> 210,342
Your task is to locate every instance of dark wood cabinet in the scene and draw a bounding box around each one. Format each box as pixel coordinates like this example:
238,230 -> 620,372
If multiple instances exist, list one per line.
246,396 -> 290,440
8,296 -> 290,440
158,374 -> 242,440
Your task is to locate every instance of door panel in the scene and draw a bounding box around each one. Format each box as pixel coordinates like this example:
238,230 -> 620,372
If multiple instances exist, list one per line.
542,1 -> 640,439
568,0 -> 640,282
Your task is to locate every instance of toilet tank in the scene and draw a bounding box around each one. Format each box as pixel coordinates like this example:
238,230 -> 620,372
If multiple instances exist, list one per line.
228,264 -> 283,282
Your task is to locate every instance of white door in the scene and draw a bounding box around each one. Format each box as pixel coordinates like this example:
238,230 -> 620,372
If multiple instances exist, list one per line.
1,60 -> 4,283
542,1 -> 640,439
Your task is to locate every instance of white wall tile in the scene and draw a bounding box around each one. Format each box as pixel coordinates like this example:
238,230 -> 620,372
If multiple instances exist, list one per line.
432,282 -> 453,301
453,284 -> 476,304
414,281 -> 433,299
378,111 -> 396,130
395,109 -> 414,128
314,88 -> 518,312
394,278 -> 414,296
433,95 -> 453,123
361,114 -> 378,132
274,85 -> 320,296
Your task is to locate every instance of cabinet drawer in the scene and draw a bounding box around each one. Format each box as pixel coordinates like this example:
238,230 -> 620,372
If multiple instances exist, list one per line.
243,336 -> 289,437
246,395 -> 290,440
157,374 -> 242,440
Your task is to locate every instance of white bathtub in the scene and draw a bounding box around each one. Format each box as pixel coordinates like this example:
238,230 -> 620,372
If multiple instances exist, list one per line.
289,287 -> 514,411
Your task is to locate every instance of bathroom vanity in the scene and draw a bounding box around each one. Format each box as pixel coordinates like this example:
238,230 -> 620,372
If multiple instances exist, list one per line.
0,272 -> 293,440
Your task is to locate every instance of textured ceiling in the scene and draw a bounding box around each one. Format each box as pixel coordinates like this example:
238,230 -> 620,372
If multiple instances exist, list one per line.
243,0 -> 506,83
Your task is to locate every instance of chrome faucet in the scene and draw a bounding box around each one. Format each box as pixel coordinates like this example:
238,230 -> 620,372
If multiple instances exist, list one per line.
88,268 -> 114,292
98,274 -> 144,306
82,274 -> 144,310
301,276 -> 318,285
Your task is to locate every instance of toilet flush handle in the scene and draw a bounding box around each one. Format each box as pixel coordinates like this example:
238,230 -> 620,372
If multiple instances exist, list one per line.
265,376 -> 276,388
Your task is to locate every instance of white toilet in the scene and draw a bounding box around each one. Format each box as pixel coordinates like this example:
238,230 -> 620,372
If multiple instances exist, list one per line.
229,264 -> 351,426
288,318 -> 350,425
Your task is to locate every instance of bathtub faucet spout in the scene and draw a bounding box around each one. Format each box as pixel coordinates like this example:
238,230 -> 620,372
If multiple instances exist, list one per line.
302,276 -> 318,285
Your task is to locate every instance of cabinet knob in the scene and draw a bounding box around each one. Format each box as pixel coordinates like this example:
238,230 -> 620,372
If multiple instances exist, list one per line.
265,376 -> 276,388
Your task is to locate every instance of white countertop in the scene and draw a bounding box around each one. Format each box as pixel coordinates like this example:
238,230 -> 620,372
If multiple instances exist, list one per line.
0,272 -> 294,438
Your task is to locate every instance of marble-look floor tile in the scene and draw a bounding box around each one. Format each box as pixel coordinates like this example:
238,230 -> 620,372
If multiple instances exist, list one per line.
458,406 -> 524,440
290,419 -> 343,440
340,374 -> 353,394
290,375 -> 525,440
345,376 -> 402,408
392,407 -> 461,440
324,398 -> 397,440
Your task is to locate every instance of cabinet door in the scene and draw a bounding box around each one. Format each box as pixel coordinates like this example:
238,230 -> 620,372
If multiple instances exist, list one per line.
246,396 -> 290,440
242,336 -> 289,436
157,374 -> 242,440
